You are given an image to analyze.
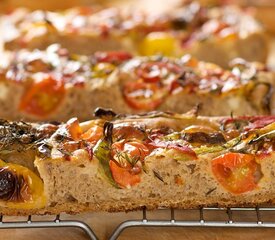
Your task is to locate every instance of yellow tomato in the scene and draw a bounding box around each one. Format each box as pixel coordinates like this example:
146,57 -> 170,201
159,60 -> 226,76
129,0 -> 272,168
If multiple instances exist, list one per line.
139,32 -> 177,56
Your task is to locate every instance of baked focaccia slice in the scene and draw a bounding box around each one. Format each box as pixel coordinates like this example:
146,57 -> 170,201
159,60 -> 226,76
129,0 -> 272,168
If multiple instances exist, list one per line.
0,45 -> 274,121
0,110 -> 274,215
0,2 -> 268,67
0,0 -> 105,12
0,45 -> 132,121
118,55 -> 275,115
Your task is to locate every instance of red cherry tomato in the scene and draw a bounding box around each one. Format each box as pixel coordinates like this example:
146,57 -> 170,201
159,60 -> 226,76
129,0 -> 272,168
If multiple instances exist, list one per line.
123,81 -> 168,110
109,160 -> 141,188
81,125 -> 103,144
112,141 -> 150,163
19,76 -> 65,117
212,153 -> 261,194
94,51 -> 132,64
136,61 -> 182,83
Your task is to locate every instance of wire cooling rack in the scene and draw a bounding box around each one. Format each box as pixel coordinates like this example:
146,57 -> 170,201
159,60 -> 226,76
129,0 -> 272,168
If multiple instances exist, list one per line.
2,207 -> 275,240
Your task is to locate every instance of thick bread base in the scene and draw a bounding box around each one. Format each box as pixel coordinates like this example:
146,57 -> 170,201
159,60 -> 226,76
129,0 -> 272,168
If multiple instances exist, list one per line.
8,151 -> 271,217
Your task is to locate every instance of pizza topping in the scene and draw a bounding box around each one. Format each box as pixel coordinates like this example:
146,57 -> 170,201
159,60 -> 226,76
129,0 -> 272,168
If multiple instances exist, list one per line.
123,60 -> 184,110
0,160 -> 46,209
148,139 -> 197,161
138,32 -> 177,56
221,116 -> 275,133
112,125 -> 146,142
109,160 -> 141,189
93,135 -> 118,187
212,153 -> 262,194
94,51 -> 132,64
109,137 -> 151,188
66,118 -> 82,140
93,122 -> 151,188
135,61 -> 182,84
123,81 -> 169,110
0,168 -> 19,201
182,132 -> 226,145
92,62 -> 116,78
19,76 -> 65,117
171,2 -> 207,31
25,58 -> 52,73
94,108 -> 117,120
81,125 -> 103,144
112,140 -> 150,165
65,117 -> 104,144
92,122 -> 145,188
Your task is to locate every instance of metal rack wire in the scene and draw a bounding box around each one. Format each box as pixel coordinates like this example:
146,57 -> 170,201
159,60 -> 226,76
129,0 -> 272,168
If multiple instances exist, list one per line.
109,207 -> 275,239
0,214 -> 98,240
2,207 -> 275,240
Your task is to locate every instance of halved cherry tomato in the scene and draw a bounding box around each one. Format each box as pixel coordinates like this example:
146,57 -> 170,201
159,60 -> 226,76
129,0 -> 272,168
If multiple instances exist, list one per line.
112,141 -> 150,163
123,81 -> 168,110
109,160 -> 141,188
66,118 -> 82,140
212,153 -> 261,194
136,62 -> 182,83
94,51 -> 132,64
81,125 -> 103,144
19,76 -> 65,117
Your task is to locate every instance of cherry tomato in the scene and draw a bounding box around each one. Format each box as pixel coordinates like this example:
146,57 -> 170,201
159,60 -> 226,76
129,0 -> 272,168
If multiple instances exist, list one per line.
94,51 -> 132,64
112,125 -> 146,142
123,81 -> 168,110
19,76 -> 65,117
136,61 -> 182,83
112,141 -> 150,163
66,118 -> 82,140
139,32 -> 177,56
109,160 -> 141,188
212,153 -> 261,194
81,125 -> 103,144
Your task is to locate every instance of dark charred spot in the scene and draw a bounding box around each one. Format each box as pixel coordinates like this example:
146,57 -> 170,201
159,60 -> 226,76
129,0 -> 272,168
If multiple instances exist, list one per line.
94,108 -> 117,119
0,168 -> 16,201
182,132 -> 226,144
171,17 -> 188,30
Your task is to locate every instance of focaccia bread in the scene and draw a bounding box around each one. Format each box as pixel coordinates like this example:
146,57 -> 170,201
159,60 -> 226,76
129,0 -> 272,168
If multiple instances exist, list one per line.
0,44 -> 274,121
0,2 -> 268,67
0,110 -> 274,215
0,0 -> 105,12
